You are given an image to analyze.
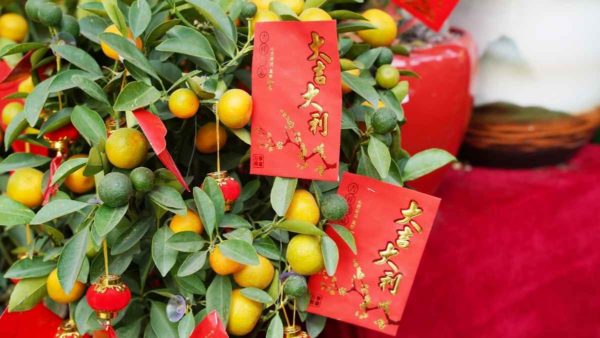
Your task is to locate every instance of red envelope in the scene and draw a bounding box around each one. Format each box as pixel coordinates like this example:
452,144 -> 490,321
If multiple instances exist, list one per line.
392,0 -> 459,31
250,21 -> 342,181
307,173 -> 440,336
133,109 -> 189,191
189,310 -> 228,338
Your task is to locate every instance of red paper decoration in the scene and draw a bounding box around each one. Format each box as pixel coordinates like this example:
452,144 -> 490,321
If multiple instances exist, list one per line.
392,0 -> 460,31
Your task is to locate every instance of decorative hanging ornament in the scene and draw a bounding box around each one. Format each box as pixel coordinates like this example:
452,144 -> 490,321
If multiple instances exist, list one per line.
284,325 -> 310,338
206,171 -> 241,211
55,319 -> 84,338
42,123 -> 80,203
85,274 -> 131,333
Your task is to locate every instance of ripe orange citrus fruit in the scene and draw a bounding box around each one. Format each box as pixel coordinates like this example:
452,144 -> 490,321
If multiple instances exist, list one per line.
169,209 -> 204,234
209,246 -> 244,275
357,9 -> 397,47
18,76 -> 35,94
1,102 -> 23,129
286,234 -> 325,275
299,8 -> 332,21
105,128 -> 149,169
0,13 -> 28,42
227,289 -> 263,336
217,89 -> 252,129
47,268 -> 86,304
233,255 -> 274,289
7,167 -> 44,208
101,24 -> 143,61
168,88 -> 200,119
195,122 -> 227,154
285,189 -> 320,225
64,155 -> 94,194
251,10 -> 280,33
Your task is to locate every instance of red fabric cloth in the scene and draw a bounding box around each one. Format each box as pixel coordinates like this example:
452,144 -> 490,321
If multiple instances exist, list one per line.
324,145 -> 600,338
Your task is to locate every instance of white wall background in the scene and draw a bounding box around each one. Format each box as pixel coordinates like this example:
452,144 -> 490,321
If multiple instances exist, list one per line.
450,0 -> 600,114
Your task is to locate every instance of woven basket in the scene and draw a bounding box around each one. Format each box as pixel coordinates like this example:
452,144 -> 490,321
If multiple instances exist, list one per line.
461,103 -> 600,168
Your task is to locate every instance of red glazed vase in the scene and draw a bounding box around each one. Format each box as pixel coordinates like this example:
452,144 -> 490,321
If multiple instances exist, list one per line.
392,28 -> 476,195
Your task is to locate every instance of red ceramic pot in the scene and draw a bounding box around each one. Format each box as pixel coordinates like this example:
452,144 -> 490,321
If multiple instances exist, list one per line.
392,28 -> 476,195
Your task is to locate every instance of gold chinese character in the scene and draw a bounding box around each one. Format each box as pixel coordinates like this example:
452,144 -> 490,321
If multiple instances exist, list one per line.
308,112 -> 329,136
298,83 -> 323,112
308,32 -> 332,63
313,60 -> 327,85
373,242 -> 399,272
378,270 -> 403,295
395,226 -> 414,249
394,200 -> 423,233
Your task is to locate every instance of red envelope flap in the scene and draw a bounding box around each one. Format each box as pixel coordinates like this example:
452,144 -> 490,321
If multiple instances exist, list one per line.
250,21 -> 342,182
0,304 -> 62,338
190,310 -> 228,338
0,52 -> 33,84
133,109 -> 189,191
392,0 -> 459,31
307,173 -> 441,336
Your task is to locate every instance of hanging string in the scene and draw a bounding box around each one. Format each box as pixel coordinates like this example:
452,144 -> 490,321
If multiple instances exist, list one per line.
293,298 -> 297,327
215,107 -> 221,173
102,239 -> 109,280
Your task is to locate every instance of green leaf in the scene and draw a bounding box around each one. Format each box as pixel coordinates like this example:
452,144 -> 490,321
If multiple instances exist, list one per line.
58,226 -> 89,293
229,127 -> 251,145
304,0 -> 326,8
112,216 -> 153,254
79,15 -> 110,44
51,157 -> 87,185
269,1 -> 299,20
241,287 -> 274,304
223,228 -> 253,243
217,239 -> 259,265
206,275 -> 232,326
178,312 -> 195,338
330,224 -> 357,254
149,185 -> 187,215
402,149 -> 456,182
51,44 -> 102,76
306,314 -> 327,337
93,205 -> 129,237
186,0 -> 237,57
49,70 -> 102,93
156,26 -> 216,72
129,0 -> 152,38
378,90 -> 404,122
219,213 -> 252,229
103,0 -> 128,36
276,220 -> 325,236
368,136 -> 391,178
8,276 -> 47,312
0,153 -> 50,174
329,10 -> 366,20
4,113 -> 28,150
152,226 -> 178,276
72,76 -> 110,105
341,72 -> 379,107
23,77 -> 53,126
150,301 -> 178,337
270,177 -> 297,217
30,200 -> 89,225
202,177 -> 225,227
0,196 -> 34,226
337,21 -> 376,34
144,19 -> 180,47
5,257 -> 55,279
254,237 -> 284,261
71,105 -> 107,147
177,250 -> 207,277
39,107 -> 73,136
113,81 -> 162,111
99,32 -> 160,82
167,232 -> 205,252
0,42 -> 45,58
266,314 -> 284,338
193,187 -> 216,239
321,235 -> 339,276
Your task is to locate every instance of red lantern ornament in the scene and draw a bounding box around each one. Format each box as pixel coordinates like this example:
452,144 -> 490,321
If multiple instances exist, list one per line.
42,123 -> 80,203
86,274 -> 131,333
55,319 -> 88,338
207,171 -> 241,211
